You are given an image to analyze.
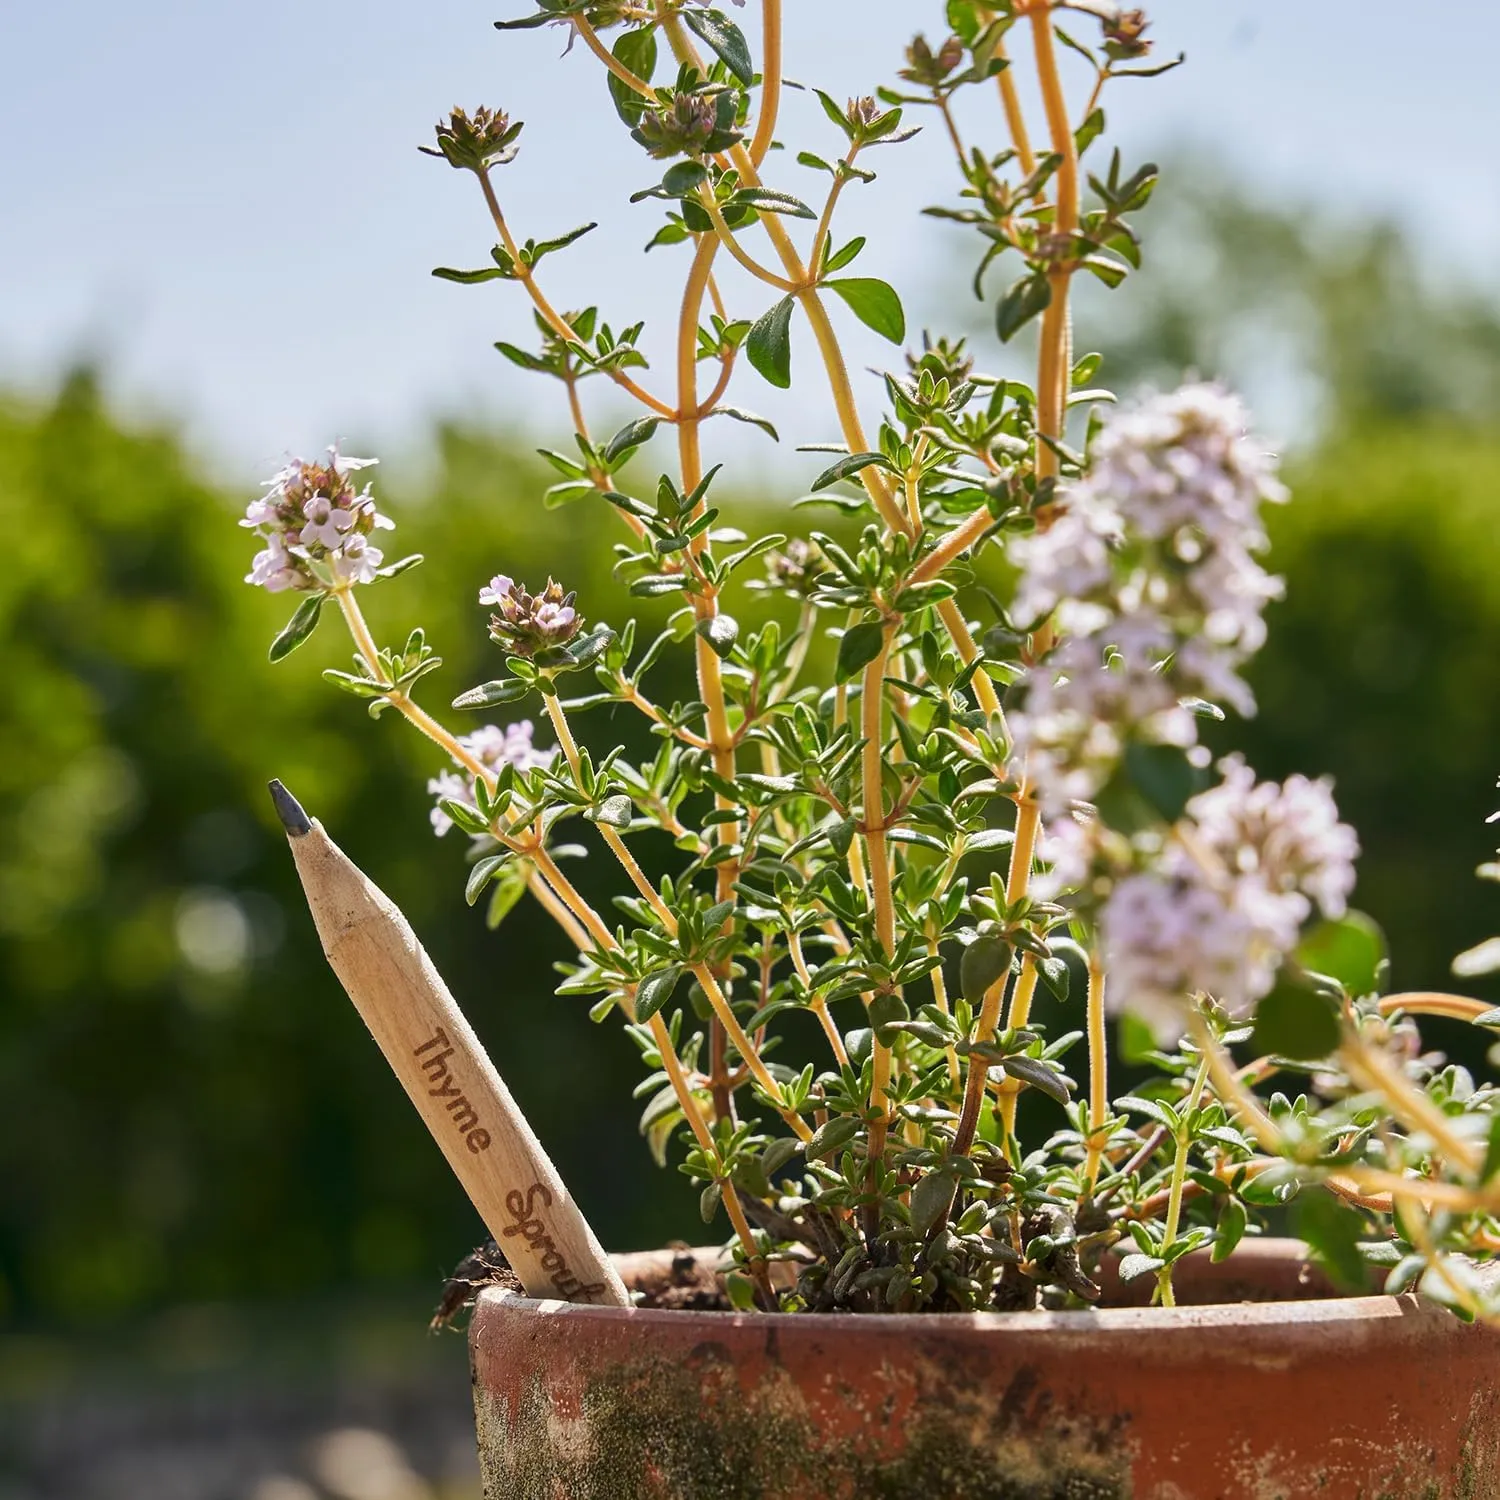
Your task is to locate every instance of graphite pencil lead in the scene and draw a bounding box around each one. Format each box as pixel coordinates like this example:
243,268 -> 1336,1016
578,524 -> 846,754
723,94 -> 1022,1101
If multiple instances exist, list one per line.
268,778 -> 313,837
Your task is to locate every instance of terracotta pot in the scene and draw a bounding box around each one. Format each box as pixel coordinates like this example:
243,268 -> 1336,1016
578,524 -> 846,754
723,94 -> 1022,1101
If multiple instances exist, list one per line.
469,1238 -> 1500,1499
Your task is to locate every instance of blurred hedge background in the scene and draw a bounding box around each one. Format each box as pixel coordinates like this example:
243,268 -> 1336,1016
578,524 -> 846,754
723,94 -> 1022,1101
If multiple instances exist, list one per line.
2,174 -> 1499,1435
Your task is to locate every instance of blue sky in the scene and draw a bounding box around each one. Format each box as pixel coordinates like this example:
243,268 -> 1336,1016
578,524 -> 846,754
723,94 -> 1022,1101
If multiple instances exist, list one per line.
3,1 -> 1493,481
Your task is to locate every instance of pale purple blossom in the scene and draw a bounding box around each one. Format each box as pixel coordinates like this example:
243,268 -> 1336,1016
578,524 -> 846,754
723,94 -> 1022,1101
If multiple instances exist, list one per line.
479,575 -> 517,607
241,447 -> 391,593
1007,383 -> 1288,812
1185,755 -> 1359,919
427,771 -> 472,837
1094,757 -> 1359,1039
330,533 -> 383,585
427,721 -> 555,837
534,601 -> 578,639
300,493 -> 355,550
245,532 -> 302,593
1101,871 -> 1285,1040
1008,616 -> 1195,816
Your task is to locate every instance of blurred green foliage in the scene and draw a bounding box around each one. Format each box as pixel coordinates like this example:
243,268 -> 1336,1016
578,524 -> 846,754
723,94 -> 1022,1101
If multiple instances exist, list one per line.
0,376 -> 704,1326
3,181 -> 1499,1326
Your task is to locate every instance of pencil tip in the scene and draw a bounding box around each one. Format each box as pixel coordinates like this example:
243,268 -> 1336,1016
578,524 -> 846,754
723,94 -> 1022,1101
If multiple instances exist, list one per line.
268,778 -> 312,836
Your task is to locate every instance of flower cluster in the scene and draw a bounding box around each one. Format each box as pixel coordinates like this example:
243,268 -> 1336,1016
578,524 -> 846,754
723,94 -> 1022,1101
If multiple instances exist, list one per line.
428,721 -> 555,837
481,575 -> 583,657
1009,383 -> 1287,812
1097,758 -> 1359,1038
243,449 -> 392,592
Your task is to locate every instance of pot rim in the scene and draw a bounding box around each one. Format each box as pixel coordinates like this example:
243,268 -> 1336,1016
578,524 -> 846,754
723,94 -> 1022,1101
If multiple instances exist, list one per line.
474,1237 -> 1449,1335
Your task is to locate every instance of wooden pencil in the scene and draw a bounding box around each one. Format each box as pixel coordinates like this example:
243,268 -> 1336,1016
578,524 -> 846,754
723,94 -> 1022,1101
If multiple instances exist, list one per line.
269,778 -> 629,1307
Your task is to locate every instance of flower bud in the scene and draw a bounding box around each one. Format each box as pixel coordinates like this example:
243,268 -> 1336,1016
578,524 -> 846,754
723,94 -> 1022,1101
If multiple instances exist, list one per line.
899,34 -> 964,88
481,574 -> 584,656
1102,9 -> 1152,58
422,106 -> 524,173
632,90 -> 741,160
764,538 -> 825,598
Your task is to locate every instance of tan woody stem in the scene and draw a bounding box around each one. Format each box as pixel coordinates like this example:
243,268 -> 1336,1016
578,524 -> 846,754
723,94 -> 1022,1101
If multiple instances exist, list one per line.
860,628 -> 898,1198
1028,6 -> 1080,480
475,168 -> 675,419
1081,945 -> 1109,1191
956,797 -> 1042,1158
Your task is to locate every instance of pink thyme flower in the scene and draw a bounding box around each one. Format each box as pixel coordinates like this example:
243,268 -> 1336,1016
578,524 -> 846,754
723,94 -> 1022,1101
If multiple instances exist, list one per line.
241,447 -> 390,593
427,721 -> 556,837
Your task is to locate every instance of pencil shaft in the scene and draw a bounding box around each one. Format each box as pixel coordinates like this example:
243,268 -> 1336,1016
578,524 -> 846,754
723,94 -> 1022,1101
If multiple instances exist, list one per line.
287,820 -> 628,1307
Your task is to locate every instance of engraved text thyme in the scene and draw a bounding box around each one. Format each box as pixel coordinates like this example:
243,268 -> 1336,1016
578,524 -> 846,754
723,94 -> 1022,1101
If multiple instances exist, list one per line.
414,1027 -> 492,1155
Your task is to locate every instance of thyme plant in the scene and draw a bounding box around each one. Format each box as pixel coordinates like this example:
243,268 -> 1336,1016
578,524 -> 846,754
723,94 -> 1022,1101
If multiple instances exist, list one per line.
243,0 -> 1500,1318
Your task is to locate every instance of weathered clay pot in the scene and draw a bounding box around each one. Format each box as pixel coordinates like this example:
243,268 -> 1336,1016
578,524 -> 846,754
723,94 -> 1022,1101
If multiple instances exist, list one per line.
469,1239 -> 1500,1499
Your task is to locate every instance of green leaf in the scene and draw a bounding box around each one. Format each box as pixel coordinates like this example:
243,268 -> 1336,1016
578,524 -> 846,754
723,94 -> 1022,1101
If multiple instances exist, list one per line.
465,853 -> 509,907
824,278 -> 906,343
528,222 -> 597,261
1036,954 -> 1070,1003
372,556 -> 423,586
696,612 -> 739,660
867,991 -> 909,1036
811,451 -> 893,492
438,799 -> 491,838
322,669 -> 386,700
806,1115 -> 860,1160
746,297 -> 795,388
823,236 -> 866,274
269,592 -> 326,662
909,1172 -> 957,1235
1116,1093 -> 1181,1135
996,273 -> 1052,343
431,264 -> 509,285
1118,1252 -> 1165,1283
1118,1013 -> 1160,1065
681,6 -> 754,83
452,678 -> 532,710
708,405 -> 779,441
588,794 -> 634,830
1293,1192 -> 1368,1292
604,417 -> 660,464
960,934 -> 1012,1004
1295,912 -> 1388,998
485,868 -> 528,930
1124,742 -> 1197,822
661,160 -> 710,197
698,1180 -> 723,1222
1482,1115 -> 1500,1184
1385,1254 -> 1426,1296
1250,980 -> 1341,1061
1002,1054 -> 1072,1104
734,187 -> 817,220
634,964 -> 684,1022
724,1269 -> 759,1311
835,620 -> 886,683
629,574 -> 689,598
1211,1197 -> 1248,1263
608,28 -> 657,124
494,341 -> 550,372
566,626 -> 616,669
1074,106 -> 1105,155
1454,939 -> 1500,979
